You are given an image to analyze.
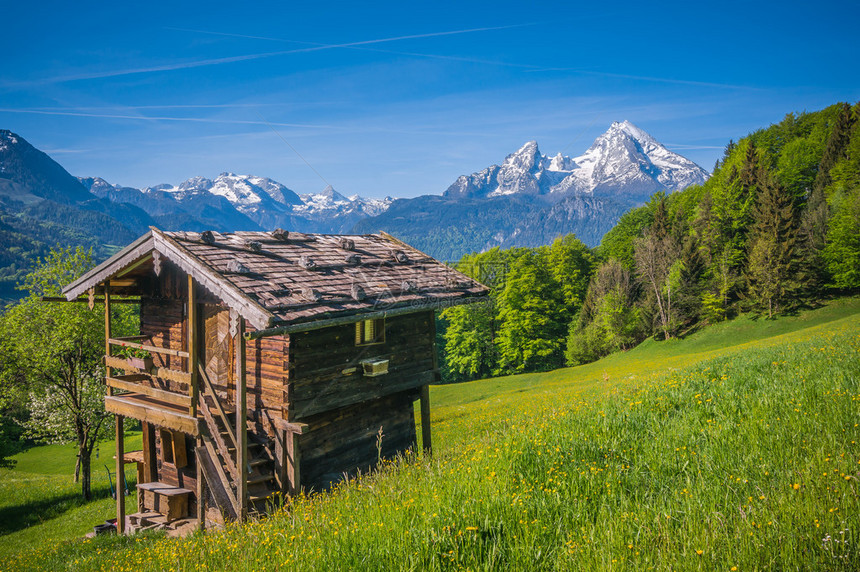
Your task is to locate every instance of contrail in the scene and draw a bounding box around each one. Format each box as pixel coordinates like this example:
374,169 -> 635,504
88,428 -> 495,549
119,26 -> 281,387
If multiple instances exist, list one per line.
28,25 -> 530,85
0,108 -> 334,129
169,26 -> 755,90
526,68 -> 755,90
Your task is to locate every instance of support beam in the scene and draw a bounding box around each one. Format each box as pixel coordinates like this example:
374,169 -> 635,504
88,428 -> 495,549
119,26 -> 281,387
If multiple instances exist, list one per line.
104,284 -> 112,397
420,385 -> 432,455
188,275 -> 198,416
286,431 -> 302,494
233,313 -> 248,521
196,436 -> 206,531
141,422 -> 157,483
115,414 -> 125,534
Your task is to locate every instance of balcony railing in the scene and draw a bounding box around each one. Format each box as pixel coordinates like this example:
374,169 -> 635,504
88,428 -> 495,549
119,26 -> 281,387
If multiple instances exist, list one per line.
105,336 -> 194,407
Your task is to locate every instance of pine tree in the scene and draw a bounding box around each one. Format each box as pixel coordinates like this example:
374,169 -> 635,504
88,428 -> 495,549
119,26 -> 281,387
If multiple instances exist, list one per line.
746,173 -> 801,317
812,102 -> 855,195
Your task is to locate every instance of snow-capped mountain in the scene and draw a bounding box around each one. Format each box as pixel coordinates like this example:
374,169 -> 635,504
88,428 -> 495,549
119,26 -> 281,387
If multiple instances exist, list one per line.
444,121 -> 708,202
83,173 -> 393,234
1,121 -> 708,266
357,121 -> 709,259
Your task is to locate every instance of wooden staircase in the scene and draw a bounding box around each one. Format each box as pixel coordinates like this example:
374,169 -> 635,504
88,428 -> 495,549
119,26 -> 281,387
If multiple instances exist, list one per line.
197,368 -> 278,520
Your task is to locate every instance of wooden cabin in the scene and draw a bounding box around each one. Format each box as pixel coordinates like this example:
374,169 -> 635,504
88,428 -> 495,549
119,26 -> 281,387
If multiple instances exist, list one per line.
62,228 -> 487,532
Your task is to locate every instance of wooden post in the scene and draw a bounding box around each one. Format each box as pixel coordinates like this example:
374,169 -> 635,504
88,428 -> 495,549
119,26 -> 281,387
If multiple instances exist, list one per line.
196,436 -> 206,531
420,385 -> 432,455
188,275 -> 198,416
115,414 -> 125,534
233,314 -> 247,521
285,430 -> 302,494
421,310 -> 436,455
104,283 -> 112,396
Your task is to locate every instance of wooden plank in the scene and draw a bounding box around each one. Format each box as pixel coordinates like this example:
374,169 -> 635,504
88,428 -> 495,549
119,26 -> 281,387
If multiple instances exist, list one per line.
116,253 -> 152,278
234,313 -> 248,520
272,418 -> 309,434
105,284 -> 112,397
106,376 -> 191,408
286,430 -> 301,494
196,442 -> 238,521
115,414 -> 125,534
172,431 -> 188,468
188,275 -> 199,416
196,437 -> 205,531
425,312 -> 436,454
39,296 -> 140,304
197,382 -> 240,482
289,370 -> 434,420
141,422 -> 157,484
137,481 -> 193,495
105,395 -> 200,436
199,368 -> 237,448
420,385 -> 432,455
62,233 -> 154,299
108,338 -> 190,358
155,367 -> 192,385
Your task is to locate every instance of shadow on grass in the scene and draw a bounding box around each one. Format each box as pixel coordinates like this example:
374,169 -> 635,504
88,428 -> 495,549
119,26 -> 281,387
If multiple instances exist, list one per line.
0,483 -> 114,536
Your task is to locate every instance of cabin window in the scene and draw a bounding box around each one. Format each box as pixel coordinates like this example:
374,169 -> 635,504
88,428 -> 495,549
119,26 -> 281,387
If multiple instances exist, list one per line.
355,318 -> 385,346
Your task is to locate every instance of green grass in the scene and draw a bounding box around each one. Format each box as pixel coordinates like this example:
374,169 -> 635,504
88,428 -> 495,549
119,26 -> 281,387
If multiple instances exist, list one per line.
4,297 -> 860,570
0,433 -> 141,560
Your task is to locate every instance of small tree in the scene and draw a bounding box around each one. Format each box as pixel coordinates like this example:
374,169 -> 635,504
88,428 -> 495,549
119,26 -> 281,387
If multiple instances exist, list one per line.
0,247 -> 133,499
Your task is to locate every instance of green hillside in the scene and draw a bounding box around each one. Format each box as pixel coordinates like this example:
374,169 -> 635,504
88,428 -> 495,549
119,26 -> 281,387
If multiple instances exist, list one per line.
5,297 -> 859,570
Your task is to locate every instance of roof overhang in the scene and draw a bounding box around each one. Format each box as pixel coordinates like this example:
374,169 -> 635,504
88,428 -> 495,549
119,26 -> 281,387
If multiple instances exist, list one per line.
62,227 -> 489,334
62,228 -> 276,330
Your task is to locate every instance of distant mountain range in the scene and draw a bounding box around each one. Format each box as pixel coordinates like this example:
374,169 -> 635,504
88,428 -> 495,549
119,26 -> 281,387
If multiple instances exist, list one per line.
0,121 -> 708,296
355,121 -> 709,259
80,173 -> 392,235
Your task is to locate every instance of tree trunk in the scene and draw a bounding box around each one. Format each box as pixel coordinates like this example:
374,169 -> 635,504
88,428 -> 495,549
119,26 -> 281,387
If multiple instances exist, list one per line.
74,453 -> 81,483
80,444 -> 92,500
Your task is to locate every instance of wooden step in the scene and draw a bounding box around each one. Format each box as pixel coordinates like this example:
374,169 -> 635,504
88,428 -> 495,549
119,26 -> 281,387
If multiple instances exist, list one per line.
247,473 -> 274,485
248,492 -> 273,503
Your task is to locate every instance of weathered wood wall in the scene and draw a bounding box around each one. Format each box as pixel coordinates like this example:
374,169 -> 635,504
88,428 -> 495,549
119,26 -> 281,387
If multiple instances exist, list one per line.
244,328 -> 289,439
288,311 -> 435,420
288,310 -> 435,490
298,389 -> 418,489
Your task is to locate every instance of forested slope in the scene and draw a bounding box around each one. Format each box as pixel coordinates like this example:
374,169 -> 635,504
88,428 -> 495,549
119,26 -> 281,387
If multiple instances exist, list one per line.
441,102 -> 860,381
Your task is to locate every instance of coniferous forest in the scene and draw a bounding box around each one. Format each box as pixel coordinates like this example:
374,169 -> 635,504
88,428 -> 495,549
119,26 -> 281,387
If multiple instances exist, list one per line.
440,102 -> 860,382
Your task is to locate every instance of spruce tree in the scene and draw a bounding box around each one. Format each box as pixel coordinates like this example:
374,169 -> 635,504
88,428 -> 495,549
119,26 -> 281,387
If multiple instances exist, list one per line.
746,172 -> 801,317
812,102 -> 855,195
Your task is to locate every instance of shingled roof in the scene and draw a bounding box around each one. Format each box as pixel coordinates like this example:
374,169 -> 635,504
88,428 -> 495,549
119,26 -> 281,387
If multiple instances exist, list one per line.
63,228 -> 488,334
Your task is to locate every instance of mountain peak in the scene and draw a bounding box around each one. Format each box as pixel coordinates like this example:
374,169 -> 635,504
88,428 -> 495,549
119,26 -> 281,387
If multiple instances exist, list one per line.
606,120 -> 657,145
504,140 -> 542,171
445,121 -> 708,202
317,185 -> 348,202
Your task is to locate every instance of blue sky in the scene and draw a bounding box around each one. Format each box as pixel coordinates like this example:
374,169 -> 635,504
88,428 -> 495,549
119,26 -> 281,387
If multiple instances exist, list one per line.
2,0 -> 858,198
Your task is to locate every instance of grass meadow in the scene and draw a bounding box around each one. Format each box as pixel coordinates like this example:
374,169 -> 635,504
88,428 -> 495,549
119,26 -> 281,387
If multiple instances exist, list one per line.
2,298 -> 859,570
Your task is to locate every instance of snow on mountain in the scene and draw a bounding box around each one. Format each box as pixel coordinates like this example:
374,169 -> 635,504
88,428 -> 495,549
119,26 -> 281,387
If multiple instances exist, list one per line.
444,121 -> 709,202
81,172 -> 393,234
297,185 -> 393,217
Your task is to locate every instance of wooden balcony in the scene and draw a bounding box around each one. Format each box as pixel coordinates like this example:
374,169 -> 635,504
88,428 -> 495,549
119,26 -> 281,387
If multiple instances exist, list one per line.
105,337 -> 199,436
105,393 -> 199,436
